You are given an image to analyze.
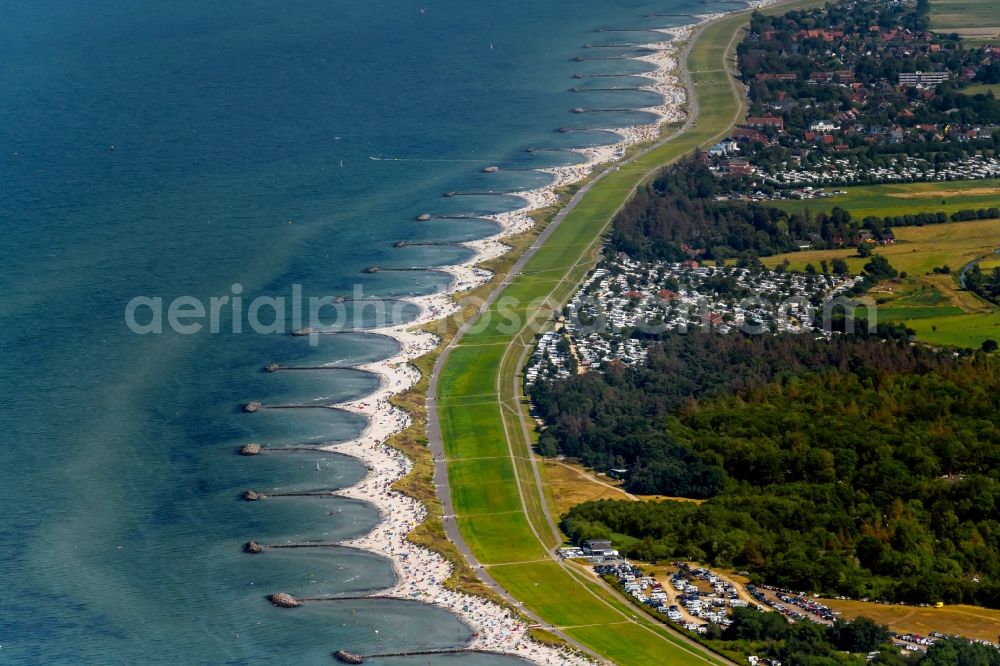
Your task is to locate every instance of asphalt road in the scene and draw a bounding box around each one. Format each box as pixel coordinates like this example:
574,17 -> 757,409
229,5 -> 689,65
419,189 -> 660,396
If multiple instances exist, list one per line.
423,16 -> 744,664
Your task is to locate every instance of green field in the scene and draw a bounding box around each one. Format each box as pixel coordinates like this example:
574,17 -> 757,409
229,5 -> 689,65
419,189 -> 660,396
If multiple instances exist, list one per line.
964,82 -> 1000,96
772,179 -> 1000,220
930,0 -> 1000,43
906,309 -> 1000,347
762,216 -> 1000,347
764,179 -> 1000,348
762,217 -> 1000,277
434,5 -> 805,664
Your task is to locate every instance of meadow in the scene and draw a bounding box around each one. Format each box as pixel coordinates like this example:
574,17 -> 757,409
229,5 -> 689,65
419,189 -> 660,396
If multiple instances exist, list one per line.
929,0 -> 1000,44
762,217 -> 1000,347
771,179 -> 1000,220
761,217 -> 1000,277
964,82 -> 1000,96
822,599 -> 1000,643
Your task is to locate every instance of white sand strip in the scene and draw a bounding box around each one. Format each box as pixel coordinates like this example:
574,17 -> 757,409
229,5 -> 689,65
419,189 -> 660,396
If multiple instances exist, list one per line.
298,6 -> 777,662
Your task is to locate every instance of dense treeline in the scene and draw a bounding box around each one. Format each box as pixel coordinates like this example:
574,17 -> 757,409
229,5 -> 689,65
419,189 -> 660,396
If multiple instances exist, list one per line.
612,157 -> 869,261
555,338 -> 1000,605
531,330 -> 944,495
610,156 -> 1000,263
715,609 -> 892,665
857,207 -> 1000,234
965,263 -> 1000,305
950,207 -> 1000,222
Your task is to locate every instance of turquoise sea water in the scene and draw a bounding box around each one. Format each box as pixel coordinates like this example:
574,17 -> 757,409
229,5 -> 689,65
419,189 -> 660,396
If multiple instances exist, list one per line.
0,0 -> 733,662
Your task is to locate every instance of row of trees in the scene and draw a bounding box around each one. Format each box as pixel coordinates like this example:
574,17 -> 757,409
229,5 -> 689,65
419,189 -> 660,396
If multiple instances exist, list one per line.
714,609 -> 998,665
611,158 -> 876,261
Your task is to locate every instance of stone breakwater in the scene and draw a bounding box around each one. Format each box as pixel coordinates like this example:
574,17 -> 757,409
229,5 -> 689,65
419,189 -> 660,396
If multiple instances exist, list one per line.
255,10 -> 753,664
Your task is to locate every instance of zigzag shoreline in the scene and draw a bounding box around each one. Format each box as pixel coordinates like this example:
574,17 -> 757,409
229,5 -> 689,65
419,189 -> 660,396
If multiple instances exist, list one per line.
242,8 -> 759,662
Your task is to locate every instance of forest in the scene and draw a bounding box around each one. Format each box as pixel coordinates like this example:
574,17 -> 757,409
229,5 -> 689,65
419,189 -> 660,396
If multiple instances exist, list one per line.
531,329 -> 934,494
550,333 -> 1000,605
610,157 -> 871,261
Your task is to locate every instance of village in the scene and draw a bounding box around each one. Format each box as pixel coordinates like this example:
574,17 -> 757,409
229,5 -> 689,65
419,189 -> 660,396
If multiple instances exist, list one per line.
524,256 -> 860,385
685,0 -> 1000,193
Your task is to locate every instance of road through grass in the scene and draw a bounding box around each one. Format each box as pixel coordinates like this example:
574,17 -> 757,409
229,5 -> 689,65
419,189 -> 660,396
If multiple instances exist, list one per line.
433,3 -> 821,664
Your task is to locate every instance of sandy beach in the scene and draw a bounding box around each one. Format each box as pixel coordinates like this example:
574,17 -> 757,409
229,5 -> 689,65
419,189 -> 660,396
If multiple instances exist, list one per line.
279,8 -> 755,664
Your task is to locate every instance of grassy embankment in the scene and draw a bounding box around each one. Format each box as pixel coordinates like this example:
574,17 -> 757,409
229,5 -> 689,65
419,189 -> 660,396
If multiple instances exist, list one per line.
435,5 -> 823,664
760,180 -> 1000,347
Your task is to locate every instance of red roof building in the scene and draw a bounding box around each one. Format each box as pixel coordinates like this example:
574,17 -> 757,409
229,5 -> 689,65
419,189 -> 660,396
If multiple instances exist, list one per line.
733,127 -> 770,144
746,116 -> 784,130
701,312 -> 724,326
725,158 -> 755,175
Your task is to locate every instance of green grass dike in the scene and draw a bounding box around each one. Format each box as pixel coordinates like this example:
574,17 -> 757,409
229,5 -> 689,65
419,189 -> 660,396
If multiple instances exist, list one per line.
433,2 -> 824,664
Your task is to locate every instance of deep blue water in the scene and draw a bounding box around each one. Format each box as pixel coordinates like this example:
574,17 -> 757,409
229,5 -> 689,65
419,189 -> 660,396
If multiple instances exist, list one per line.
0,0 -> 728,662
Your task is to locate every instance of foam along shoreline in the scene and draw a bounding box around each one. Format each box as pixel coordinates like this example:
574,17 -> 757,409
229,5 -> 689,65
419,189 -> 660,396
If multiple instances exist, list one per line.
263,7 -> 759,664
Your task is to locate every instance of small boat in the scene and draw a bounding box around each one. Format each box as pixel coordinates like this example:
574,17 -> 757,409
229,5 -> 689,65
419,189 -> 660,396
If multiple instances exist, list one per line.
333,650 -> 364,664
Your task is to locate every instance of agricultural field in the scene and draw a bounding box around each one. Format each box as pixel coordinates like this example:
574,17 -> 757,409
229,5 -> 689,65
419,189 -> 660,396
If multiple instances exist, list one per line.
822,599 -> 1000,643
930,0 -> 1000,44
906,309 -> 1000,347
979,256 -> 1000,271
763,217 -> 1000,277
762,218 -> 1000,347
772,179 -> 1000,220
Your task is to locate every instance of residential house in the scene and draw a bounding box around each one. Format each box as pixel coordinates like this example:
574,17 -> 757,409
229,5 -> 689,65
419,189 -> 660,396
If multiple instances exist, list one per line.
746,116 -> 784,131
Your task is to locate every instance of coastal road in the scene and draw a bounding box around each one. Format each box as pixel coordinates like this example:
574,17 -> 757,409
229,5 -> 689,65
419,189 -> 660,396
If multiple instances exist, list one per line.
427,1 -> 824,663
423,16 -> 736,664
493,12 -> 755,660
